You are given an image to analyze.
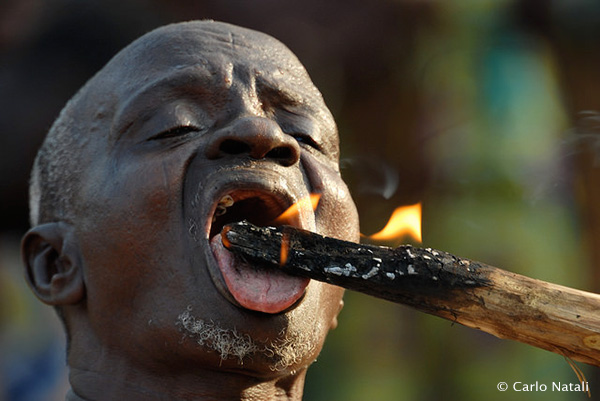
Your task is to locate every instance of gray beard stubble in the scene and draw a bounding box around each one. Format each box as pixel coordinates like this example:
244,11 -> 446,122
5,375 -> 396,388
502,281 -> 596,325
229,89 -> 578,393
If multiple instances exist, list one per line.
177,305 -> 322,372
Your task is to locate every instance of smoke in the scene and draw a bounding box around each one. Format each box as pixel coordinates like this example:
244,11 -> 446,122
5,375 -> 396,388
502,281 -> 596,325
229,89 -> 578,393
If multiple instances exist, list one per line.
340,156 -> 399,200
521,111 -> 600,205
567,111 -> 600,165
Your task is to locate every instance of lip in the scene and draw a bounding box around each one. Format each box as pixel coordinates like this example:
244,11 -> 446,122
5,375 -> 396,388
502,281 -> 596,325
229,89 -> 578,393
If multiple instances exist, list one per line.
190,167 -> 315,313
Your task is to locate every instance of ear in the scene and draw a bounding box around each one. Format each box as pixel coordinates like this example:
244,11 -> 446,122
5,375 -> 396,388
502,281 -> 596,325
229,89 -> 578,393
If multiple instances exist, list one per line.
21,222 -> 85,305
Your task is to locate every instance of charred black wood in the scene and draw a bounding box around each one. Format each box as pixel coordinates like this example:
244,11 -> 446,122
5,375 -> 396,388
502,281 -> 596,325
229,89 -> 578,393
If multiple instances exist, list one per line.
222,221 -> 491,314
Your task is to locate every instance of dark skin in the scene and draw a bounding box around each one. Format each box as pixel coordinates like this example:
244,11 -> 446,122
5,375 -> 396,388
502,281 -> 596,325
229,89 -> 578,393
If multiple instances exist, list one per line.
21,21 -> 359,400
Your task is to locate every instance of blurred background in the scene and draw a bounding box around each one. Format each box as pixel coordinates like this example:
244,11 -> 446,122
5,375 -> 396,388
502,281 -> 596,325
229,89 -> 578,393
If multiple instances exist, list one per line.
1,0 -> 600,400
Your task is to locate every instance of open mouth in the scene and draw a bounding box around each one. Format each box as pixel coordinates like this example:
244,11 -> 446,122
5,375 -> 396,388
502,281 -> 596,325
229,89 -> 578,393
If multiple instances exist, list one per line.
207,190 -> 311,314
209,191 -> 286,239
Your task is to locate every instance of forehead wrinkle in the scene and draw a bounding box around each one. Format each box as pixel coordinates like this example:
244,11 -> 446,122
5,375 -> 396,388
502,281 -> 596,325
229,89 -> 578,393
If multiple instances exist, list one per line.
188,22 -> 276,52
227,63 -> 262,114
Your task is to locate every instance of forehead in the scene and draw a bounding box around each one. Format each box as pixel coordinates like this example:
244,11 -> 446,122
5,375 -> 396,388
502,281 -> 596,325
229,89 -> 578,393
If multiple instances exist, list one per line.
93,22 -> 336,140
110,22 -> 325,109
127,23 -> 302,75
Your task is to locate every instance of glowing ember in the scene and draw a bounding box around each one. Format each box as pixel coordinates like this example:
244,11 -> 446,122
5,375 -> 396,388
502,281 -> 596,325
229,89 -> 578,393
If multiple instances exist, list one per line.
368,203 -> 422,243
275,194 -> 321,224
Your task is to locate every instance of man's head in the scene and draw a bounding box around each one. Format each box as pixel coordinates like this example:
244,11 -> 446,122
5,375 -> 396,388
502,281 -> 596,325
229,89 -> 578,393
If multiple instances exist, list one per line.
22,20 -> 359,396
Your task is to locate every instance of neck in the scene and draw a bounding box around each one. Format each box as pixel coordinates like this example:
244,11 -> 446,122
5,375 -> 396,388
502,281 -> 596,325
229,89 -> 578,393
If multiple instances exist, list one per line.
66,365 -> 307,401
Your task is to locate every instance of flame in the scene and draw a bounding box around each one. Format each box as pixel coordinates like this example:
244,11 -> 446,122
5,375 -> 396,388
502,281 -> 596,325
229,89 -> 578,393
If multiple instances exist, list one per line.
276,194 -> 320,266
368,203 -> 422,243
275,194 -> 321,224
280,231 -> 290,266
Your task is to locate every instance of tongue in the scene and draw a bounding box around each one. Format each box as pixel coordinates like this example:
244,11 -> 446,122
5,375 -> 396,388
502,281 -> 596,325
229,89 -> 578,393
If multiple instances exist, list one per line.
210,234 -> 310,314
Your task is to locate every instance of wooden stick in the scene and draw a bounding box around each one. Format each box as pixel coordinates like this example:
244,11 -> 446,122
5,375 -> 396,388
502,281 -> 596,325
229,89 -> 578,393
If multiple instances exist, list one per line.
222,221 -> 600,367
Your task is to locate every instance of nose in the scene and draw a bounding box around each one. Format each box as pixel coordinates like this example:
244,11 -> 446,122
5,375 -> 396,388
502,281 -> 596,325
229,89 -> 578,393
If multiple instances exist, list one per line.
205,117 -> 300,167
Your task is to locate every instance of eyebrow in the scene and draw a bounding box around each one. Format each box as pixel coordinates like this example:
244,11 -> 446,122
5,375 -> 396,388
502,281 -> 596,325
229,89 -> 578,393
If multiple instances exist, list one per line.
255,75 -> 316,110
111,67 -> 217,141
256,75 -> 336,131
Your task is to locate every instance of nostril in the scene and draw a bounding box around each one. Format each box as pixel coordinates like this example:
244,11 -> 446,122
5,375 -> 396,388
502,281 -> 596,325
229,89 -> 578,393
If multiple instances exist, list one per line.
265,147 -> 293,161
207,118 -> 301,166
220,139 -> 251,155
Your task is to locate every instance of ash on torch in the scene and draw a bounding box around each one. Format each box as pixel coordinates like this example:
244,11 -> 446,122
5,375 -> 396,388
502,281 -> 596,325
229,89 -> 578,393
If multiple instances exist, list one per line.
222,221 -> 600,368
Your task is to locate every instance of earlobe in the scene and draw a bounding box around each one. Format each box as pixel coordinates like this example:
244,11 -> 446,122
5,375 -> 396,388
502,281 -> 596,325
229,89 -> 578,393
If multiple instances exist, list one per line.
21,222 -> 85,306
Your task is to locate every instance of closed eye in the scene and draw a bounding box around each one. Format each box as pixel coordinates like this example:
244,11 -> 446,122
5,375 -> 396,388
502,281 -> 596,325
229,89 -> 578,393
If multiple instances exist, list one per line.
293,134 -> 321,151
148,125 -> 200,141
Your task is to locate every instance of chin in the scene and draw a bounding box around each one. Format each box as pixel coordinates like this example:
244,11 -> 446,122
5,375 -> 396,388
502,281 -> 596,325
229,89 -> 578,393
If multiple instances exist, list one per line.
173,287 -> 332,378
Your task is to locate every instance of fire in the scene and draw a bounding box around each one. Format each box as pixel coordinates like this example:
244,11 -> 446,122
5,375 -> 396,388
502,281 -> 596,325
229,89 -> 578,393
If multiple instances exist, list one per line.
368,203 -> 422,243
275,194 -> 321,224
276,194 -> 321,266
280,231 -> 290,266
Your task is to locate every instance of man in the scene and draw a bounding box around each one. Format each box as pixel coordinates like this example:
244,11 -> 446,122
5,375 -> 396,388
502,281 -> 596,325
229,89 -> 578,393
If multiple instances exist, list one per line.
21,20 -> 359,400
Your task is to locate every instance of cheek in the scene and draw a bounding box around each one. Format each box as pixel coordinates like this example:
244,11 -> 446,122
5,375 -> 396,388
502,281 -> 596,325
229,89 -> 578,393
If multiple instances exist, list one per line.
302,154 -> 360,241
81,157 -> 182,263
76,155 -> 188,333
312,282 -> 345,330
318,181 -> 359,240
280,280 -> 344,363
